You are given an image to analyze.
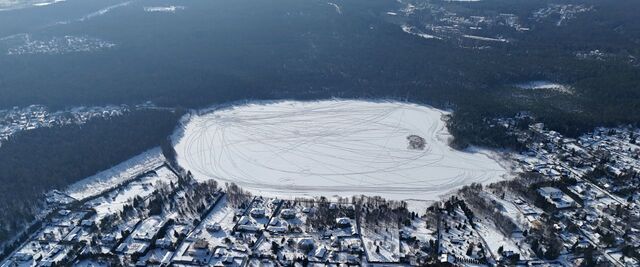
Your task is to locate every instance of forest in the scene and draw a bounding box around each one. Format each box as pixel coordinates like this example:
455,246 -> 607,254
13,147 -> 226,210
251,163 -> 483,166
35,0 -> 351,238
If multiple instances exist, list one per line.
0,0 -> 638,147
0,109 -> 183,248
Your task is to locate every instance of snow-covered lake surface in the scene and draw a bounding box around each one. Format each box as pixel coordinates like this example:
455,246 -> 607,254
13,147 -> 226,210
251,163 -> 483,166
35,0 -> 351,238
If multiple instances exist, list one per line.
173,100 -> 508,201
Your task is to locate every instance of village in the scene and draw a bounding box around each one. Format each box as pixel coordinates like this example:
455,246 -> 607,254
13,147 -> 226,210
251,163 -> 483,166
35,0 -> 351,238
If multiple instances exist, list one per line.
0,104 -> 130,146
1,113 -> 640,267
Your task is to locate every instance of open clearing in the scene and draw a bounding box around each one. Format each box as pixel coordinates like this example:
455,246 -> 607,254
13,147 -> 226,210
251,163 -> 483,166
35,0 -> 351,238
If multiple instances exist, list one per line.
173,100 -> 507,201
515,80 -> 573,94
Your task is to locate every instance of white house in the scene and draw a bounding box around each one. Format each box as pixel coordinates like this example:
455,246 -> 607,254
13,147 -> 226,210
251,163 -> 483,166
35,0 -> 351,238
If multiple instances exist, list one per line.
538,187 -> 563,200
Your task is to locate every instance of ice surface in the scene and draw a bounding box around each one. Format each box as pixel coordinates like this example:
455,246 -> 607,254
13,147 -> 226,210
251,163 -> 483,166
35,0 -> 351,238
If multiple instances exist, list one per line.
174,100 -> 507,201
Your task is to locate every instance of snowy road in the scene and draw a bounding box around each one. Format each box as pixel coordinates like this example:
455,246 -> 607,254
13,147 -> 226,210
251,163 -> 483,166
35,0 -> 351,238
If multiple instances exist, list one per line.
173,100 -> 507,201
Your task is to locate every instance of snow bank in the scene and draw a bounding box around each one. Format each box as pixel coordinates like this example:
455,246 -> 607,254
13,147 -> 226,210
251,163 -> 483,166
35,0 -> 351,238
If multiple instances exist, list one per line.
516,81 -> 572,94
65,147 -> 165,200
173,100 -> 507,201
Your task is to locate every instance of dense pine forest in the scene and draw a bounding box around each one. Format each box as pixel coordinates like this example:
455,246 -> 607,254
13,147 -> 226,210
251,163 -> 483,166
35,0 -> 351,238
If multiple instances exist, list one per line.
0,109 -> 182,248
0,0 -> 638,145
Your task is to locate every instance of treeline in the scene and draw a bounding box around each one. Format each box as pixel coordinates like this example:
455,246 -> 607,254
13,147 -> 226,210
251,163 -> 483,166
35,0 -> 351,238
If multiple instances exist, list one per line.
0,109 -> 183,246
1,0 -> 639,150
432,0 -> 640,146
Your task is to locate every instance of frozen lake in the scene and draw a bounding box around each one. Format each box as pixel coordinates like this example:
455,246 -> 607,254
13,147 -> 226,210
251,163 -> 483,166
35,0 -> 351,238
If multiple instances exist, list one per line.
173,100 -> 508,201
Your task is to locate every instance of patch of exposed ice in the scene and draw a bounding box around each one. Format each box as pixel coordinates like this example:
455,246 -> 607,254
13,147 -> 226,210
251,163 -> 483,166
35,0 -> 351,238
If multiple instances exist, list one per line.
516,81 -> 572,94
463,34 -> 508,42
3,34 -> 115,55
32,0 -> 64,7
144,5 -> 185,13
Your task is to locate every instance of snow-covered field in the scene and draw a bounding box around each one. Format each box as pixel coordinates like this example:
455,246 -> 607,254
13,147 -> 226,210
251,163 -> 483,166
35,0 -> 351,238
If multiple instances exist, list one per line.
516,81 -> 572,94
87,166 -> 178,219
474,217 -> 531,260
362,224 -> 400,262
65,147 -> 165,201
174,100 -> 507,201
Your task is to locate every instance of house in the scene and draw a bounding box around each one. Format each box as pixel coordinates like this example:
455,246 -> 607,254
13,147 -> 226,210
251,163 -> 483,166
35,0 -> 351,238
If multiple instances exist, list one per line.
222,254 -> 234,264
267,225 -> 287,233
439,253 -> 455,264
126,242 -> 149,255
501,250 -> 515,258
206,223 -> 221,232
193,239 -> 209,250
213,247 -> 227,258
101,234 -> 116,244
115,243 -> 127,254
297,238 -> 315,250
538,187 -> 563,201
314,246 -> 327,258
81,220 -> 94,227
538,187 -> 575,209
250,208 -> 266,218
14,251 -> 40,261
237,216 -> 249,225
237,224 -> 260,232
155,238 -> 174,248
336,217 -> 351,228
280,209 -> 296,219
58,210 -> 71,216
